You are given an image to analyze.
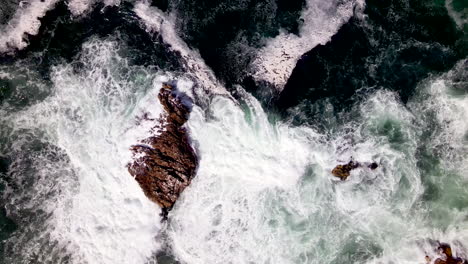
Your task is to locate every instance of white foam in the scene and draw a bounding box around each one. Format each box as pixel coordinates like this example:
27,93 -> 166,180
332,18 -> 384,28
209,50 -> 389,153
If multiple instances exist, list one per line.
409,60 -> 468,175
67,0 -> 121,16
364,61 -> 468,263
249,0 -> 364,90
0,71 -> 12,79
446,0 -> 467,29
0,0 -> 59,54
367,226 -> 468,264
0,0 -> 125,54
134,1 -> 229,97
7,39 -> 165,263
166,86 -> 446,263
168,88 -> 315,263
1,2 -> 466,263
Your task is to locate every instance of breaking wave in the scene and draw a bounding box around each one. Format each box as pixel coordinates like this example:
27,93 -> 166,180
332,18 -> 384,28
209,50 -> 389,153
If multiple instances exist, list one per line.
0,0 -> 466,263
0,0 -> 124,54
249,0 -> 364,90
167,60 -> 468,263
1,39 -> 165,263
0,0 -> 59,53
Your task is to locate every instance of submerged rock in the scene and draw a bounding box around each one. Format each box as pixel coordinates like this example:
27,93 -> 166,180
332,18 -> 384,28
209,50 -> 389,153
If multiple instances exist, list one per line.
331,161 -> 361,180
432,243 -> 467,264
331,160 -> 378,180
128,83 -> 198,215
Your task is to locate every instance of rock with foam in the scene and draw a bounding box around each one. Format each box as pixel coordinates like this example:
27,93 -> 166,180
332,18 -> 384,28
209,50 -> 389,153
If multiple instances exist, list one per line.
128,83 -> 198,213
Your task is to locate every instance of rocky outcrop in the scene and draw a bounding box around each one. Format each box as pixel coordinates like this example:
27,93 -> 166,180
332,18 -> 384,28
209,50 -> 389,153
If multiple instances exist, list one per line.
331,161 -> 360,180
128,83 -> 198,215
331,160 -> 378,180
427,243 -> 467,264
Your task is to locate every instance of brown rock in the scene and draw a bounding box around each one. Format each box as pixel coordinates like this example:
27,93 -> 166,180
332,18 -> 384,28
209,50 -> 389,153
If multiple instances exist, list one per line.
434,244 -> 466,264
128,83 -> 198,215
331,161 -> 360,180
331,160 -> 379,180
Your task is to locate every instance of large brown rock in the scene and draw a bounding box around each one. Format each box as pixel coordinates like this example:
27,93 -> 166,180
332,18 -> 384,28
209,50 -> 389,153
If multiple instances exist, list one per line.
128,83 -> 198,214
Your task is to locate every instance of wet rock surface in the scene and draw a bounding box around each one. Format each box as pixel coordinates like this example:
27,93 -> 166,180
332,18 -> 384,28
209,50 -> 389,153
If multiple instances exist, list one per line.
427,243 -> 467,264
128,84 -> 198,215
331,161 -> 360,181
331,161 -> 378,180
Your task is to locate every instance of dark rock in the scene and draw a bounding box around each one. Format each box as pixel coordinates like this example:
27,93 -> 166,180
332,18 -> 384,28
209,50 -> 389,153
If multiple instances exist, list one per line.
433,243 -> 467,264
128,84 -> 198,213
368,162 -> 378,170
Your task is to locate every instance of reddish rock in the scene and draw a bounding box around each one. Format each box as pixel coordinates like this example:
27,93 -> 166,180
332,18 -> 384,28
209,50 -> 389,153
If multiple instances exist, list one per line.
331,160 -> 379,180
433,244 -> 466,264
128,83 -> 198,214
331,161 -> 360,180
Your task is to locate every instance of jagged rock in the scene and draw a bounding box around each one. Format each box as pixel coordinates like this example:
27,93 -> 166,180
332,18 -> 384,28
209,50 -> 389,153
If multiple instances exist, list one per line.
331,161 -> 378,180
331,161 -> 360,180
128,83 -> 198,214
432,244 -> 467,264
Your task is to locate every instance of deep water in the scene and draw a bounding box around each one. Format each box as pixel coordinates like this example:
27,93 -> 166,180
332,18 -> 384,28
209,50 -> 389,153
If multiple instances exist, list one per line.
278,0 -> 467,125
0,0 -> 467,263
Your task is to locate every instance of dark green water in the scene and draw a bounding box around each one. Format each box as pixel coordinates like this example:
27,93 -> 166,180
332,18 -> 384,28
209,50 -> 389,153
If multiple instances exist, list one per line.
0,0 -> 467,263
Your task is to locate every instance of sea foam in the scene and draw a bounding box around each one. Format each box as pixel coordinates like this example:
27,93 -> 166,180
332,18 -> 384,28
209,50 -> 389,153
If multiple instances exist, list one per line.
0,0 -> 59,54
3,39 -> 165,264
0,0 -> 128,54
249,0 -> 364,91
134,1 -> 229,98
165,85 -> 446,263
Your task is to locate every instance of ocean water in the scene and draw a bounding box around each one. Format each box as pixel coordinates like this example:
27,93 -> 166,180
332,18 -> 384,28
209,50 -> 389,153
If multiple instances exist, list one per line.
0,0 -> 467,263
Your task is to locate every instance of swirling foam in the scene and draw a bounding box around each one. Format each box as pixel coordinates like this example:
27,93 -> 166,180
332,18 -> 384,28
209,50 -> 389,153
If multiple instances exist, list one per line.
2,39 -> 165,263
165,83 -> 466,263
0,0 -> 127,54
249,0 -> 364,90
134,1 -> 229,98
67,0 -> 121,16
0,0 -> 59,54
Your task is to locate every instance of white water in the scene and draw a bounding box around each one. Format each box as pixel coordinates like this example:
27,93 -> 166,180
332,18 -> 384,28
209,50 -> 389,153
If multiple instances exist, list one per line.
370,60 -> 468,263
2,39 -> 169,263
167,90 -> 414,263
445,0 -> 467,29
166,63 -> 468,263
410,60 -> 468,174
0,0 -> 125,54
67,0 -> 121,16
249,0 -> 364,90
2,37 -> 466,264
134,1 -> 229,99
1,1 -> 466,263
0,0 -> 59,54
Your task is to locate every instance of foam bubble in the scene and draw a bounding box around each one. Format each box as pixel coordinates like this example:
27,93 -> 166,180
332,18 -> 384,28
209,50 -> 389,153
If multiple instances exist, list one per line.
49,39 -> 164,264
